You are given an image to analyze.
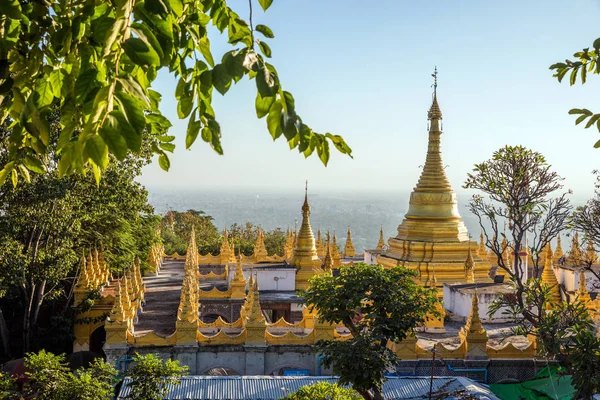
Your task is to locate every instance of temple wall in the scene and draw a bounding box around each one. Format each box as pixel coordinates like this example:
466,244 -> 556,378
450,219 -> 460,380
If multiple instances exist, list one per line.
246,269 -> 295,291
556,267 -> 600,293
443,285 -> 512,322
104,343 -> 545,383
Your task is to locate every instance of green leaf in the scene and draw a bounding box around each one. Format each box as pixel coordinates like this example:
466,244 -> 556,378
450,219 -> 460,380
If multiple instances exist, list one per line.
158,153 -> 170,171
177,94 -> 194,119
326,133 -> 353,156
35,79 -> 54,109
199,36 -> 214,67
11,169 -> 17,187
255,93 -> 275,118
317,138 -> 330,166
201,126 -> 212,142
255,24 -> 274,38
258,41 -> 272,58
74,69 -> 99,101
594,38 -> 600,52
267,101 -> 283,139
115,91 -> 146,137
99,120 -> 128,161
186,111 -> 201,149
85,135 -> 109,168
17,165 -> 30,183
258,0 -> 273,11
211,64 -> 232,95
170,0 -> 184,17
594,139 -> 600,148
123,37 -> 161,67
23,155 -> 45,174
49,69 -> 64,98
569,109 -> 585,115
0,0 -> 21,19
131,22 -> 165,62
111,110 -> 142,152
159,142 -> 175,152
569,68 -> 578,86
0,162 -> 14,186
585,114 -> 600,129
91,162 -> 101,185
256,66 -> 276,97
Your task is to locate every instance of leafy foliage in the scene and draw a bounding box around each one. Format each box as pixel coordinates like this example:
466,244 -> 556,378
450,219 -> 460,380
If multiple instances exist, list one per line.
0,108 -> 159,354
282,381 -> 362,400
550,38 -> 600,146
0,0 -> 352,185
160,211 -> 286,256
125,353 -> 188,400
21,350 -> 117,400
302,263 -> 438,400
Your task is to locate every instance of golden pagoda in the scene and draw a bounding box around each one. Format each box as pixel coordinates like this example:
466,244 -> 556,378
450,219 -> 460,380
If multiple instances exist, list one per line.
477,233 -> 487,259
376,227 -> 385,250
343,227 -> 356,257
322,232 -> 334,272
568,233 -> 583,266
331,232 -> 342,268
541,246 -> 561,306
289,183 -> 323,290
377,71 -> 490,289
553,236 -> 564,263
316,229 -> 325,258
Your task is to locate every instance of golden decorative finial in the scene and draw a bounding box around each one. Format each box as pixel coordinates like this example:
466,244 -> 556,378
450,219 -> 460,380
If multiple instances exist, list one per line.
554,236 -> 564,263
578,271 -> 592,307
427,67 -> 442,120
477,233 -> 487,258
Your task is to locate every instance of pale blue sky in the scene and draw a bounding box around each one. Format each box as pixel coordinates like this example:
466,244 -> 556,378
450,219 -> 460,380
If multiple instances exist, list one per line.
140,0 -> 600,201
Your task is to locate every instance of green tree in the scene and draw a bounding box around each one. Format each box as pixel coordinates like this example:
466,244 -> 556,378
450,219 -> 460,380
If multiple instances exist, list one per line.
301,263 -> 438,400
283,381 -> 362,400
463,145 -> 600,397
125,353 -> 188,400
550,38 -> 600,146
160,209 -> 221,255
263,227 -> 286,256
0,109 -> 159,354
0,0 -> 351,185
22,350 -> 117,400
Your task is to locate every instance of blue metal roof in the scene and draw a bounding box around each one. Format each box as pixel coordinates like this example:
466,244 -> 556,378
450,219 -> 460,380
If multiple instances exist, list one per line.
117,376 -> 500,399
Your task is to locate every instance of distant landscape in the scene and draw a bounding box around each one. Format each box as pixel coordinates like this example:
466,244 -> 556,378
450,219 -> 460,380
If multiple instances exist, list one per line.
147,188 -> 585,252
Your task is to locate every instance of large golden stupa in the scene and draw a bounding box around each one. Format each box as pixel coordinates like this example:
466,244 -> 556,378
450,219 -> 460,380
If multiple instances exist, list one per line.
377,75 -> 490,289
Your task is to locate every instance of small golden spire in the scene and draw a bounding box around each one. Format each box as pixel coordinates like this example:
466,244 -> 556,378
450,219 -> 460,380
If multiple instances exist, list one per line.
376,227 -> 385,250
289,183 -> 320,273
541,246 -> 561,305
460,293 -> 487,340
108,281 -> 126,323
585,239 -> 598,265
247,279 -> 265,324
234,252 -> 246,282
323,232 -> 334,272
568,233 -> 583,266
477,233 -> 487,258
332,231 -> 341,268
343,227 -> 356,257
554,236 -> 564,263
465,246 -> 475,283
578,271 -> 593,308
428,67 -> 442,121
316,229 -> 325,257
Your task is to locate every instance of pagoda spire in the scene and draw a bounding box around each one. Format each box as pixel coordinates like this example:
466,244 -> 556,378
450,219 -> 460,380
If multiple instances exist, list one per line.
289,182 -> 322,289
376,227 -> 385,250
464,245 -> 475,283
316,229 -> 325,257
541,246 -> 561,306
477,233 -> 487,259
577,271 -> 593,310
414,67 -> 451,194
322,232 -> 334,272
343,227 -> 356,257
554,236 -> 564,263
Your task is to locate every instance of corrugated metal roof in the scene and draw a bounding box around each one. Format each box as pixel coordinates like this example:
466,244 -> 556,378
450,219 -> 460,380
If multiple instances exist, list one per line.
117,376 -> 500,400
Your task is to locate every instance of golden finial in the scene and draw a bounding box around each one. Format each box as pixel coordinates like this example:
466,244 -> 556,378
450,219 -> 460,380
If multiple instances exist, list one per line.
302,180 -> 310,216
541,246 -> 561,305
323,231 -> 334,272
344,227 -> 356,257
427,67 -> 442,120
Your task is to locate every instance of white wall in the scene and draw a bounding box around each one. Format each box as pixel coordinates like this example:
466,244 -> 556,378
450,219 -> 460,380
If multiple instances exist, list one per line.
443,285 -> 513,322
556,267 -> 600,293
363,250 -> 378,265
244,269 -> 296,291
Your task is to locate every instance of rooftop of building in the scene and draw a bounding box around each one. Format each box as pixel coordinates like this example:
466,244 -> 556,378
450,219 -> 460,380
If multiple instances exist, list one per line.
117,375 -> 500,400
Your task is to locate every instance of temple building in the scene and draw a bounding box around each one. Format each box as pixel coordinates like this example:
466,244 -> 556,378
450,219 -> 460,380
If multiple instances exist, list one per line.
377,76 -> 491,290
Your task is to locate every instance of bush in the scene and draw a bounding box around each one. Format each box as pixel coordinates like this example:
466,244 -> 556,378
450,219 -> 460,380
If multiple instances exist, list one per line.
282,382 -> 362,400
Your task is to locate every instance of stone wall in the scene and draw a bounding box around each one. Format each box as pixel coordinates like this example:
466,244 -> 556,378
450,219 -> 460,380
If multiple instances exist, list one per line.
105,343 -> 545,383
